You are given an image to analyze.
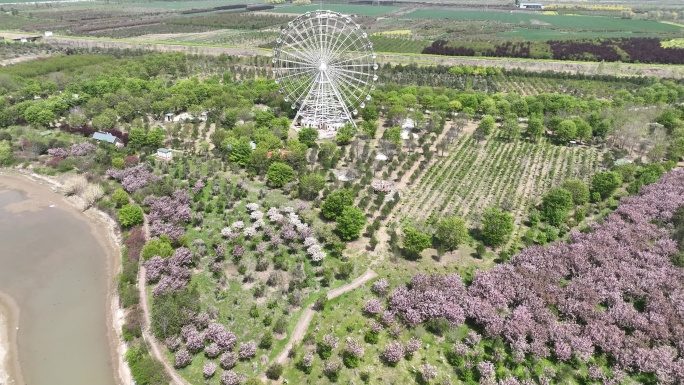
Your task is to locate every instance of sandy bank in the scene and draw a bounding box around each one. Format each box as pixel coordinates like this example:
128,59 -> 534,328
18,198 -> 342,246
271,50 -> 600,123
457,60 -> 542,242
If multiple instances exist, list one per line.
0,171 -> 133,385
0,292 -> 22,385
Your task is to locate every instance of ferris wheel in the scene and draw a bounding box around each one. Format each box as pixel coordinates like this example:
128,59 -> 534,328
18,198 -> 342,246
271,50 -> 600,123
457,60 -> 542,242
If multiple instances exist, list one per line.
272,10 -> 378,129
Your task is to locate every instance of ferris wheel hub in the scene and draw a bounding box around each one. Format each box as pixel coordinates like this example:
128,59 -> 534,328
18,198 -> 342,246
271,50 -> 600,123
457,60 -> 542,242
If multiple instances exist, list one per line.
319,62 -> 328,72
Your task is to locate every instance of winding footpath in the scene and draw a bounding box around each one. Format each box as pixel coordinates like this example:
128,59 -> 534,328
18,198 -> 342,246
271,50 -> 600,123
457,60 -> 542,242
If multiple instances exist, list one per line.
138,207 -> 377,384
138,219 -> 192,385
270,269 -> 378,367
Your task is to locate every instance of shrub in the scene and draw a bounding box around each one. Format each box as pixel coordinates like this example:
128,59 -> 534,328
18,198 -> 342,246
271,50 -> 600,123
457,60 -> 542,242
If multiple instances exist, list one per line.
382,342 -> 404,365
591,171 -> 622,200
112,188 -> 130,207
119,204 -> 144,227
265,363 -> 283,380
62,175 -> 88,196
267,162 -> 295,188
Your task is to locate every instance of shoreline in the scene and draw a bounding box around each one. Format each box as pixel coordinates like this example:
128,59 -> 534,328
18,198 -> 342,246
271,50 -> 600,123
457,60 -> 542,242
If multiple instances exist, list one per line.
0,170 -> 133,385
0,291 -> 22,385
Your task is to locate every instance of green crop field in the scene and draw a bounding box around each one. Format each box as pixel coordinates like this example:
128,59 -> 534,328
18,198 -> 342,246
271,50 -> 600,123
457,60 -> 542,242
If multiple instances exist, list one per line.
497,28 -> 658,40
403,10 -> 683,33
126,0 -> 250,10
267,4 -> 401,16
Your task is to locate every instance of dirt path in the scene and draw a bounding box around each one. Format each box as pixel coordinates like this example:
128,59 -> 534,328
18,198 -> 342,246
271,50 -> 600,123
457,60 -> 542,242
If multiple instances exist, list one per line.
267,269 -> 378,373
138,216 -> 191,385
138,266 -> 191,385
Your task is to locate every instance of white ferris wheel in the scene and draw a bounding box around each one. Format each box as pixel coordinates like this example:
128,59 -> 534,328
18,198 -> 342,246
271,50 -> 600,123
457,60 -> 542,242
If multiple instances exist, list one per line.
273,10 -> 378,130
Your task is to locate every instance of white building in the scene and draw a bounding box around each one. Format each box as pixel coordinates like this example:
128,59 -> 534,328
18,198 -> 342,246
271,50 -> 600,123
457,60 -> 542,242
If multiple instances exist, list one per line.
156,148 -> 173,161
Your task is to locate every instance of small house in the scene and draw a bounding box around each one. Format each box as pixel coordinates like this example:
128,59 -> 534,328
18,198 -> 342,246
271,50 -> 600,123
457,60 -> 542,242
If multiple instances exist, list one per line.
92,131 -> 123,147
156,148 -> 173,161
200,112 -> 208,121
164,113 -> 175,122
44,31 -> 53,37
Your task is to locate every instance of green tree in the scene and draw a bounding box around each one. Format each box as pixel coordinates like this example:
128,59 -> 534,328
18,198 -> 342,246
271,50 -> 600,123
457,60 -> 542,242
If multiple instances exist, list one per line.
384,126 -> 402,146
151,287 -> 199,338
403,227 -> 432,257
24,104 -> 55,127
362,104 -> 378,121
336,123 -> 356,145
141,238 -> 174,261
129,127 -> 148,149
321,189 -> 354,219
572,117 -> 592,143
226,137 -> 253,166
555,120 -> 577,144
541,187 -> 574,227
336,206 -> 366,241
481,207 -> 514,247
475,115 -> 495,142
561,179 -> 590,205
92,109 -> 118,131
112,188 -> 130,208
594,119 -> 612,139
298,127 -> 319,148
119,204 -> 144,227
435,216 -> 468,251
298,173 -> 326,200
526,116 -> 544,142
668,136 -> 684,161
361,120 -> 378,139
591,171 -> 623,200
501,116 -> 520,142
0,140 -> 13,167
267,162 -> 295,188
146,127 -> 165,148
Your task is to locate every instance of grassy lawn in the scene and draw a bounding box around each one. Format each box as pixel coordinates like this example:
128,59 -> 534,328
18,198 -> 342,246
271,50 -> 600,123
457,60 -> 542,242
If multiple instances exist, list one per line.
403,9 -> 683,33
267,4 -> 402,17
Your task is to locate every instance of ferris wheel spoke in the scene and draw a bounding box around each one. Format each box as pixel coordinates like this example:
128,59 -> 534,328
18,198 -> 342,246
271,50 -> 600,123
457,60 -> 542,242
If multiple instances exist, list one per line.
277,66 -> 317,82
277,53 -> 316,70
286,20 -> 319,64
322,16 -> 345,64
305,16 -> 324,63
279,40 -> 316,64
329,69 -> 368,102
284,71 -> 319,104
326,30 -> 366,65
330,66 -> 373,83
325,32 -> 357,65
327,67 -> 367,102
322,70 -> 355,122
329,75 -> 362,107
329,53 -> 374,67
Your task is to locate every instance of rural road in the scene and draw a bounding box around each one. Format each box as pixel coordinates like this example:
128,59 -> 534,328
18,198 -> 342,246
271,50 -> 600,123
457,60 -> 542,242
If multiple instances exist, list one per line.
36,35 -> 684,79
271,269 -> 378,367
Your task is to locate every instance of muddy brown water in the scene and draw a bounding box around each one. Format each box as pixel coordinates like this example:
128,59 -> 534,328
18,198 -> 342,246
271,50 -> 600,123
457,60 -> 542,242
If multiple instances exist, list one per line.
0,189 -> 116,385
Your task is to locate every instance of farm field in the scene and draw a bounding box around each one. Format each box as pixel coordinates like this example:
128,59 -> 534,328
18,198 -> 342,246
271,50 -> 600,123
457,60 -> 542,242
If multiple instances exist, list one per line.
402,129 -> 601,233
266,4 -> 402,16
403,9 -> 683,32
125,0 -> 252,10
497,28 -> 658,40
